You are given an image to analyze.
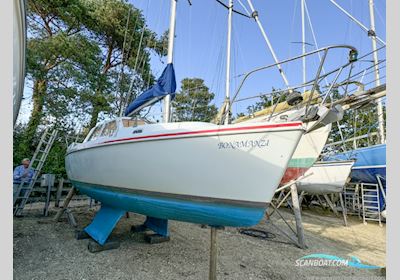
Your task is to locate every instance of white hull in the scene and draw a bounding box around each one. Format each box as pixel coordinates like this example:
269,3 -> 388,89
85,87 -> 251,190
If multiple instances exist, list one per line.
290,122 -> 331,164
66,120 -> 304,204
13,0 -> 26,125
236,113 -> 331,184
297,160 -> 355,194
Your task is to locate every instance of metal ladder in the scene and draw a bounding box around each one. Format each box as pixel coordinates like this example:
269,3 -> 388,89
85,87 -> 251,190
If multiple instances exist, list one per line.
13,129 -> 58,216
360,183 -> 382,226
343,183 -> 361,218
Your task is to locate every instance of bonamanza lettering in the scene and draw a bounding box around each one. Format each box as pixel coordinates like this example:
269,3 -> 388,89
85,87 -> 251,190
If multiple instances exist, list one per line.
218,139 -> 270,150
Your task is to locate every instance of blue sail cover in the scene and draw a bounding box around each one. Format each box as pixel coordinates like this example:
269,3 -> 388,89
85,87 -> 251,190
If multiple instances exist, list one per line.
124,63 -> 176,116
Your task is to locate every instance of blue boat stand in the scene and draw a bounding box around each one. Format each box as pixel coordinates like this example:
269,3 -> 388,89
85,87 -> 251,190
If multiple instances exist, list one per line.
84,204 -> 169,245
143,216 -> 169,237
81,203 -> 222,280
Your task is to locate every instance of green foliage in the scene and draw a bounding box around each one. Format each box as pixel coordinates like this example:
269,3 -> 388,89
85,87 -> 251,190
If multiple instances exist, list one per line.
172,78 -> 218,122
25,0 -> 167,131
245,88 -> 286,116
41,139 -> 68,176
324,86 -> 386,150
13,124 -> 32,169
80,0 -> 168,125
14,0 -> 167,174
328,105 -> 385,150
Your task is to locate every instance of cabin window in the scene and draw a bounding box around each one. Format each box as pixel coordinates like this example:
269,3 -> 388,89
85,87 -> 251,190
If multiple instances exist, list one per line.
101,120 -> 118,137
122,119 -> 147,127
88,124 -> 104,141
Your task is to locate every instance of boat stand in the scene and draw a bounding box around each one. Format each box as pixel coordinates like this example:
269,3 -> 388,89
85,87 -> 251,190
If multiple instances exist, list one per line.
321,194 -> 339,215
49,186 -> 80,227
268,179 -> 308,249
339,193 -> 348,227
307,193 -> 348,227
208,226 -> 223,280
74,229 -> 121,253
289,183 -> 306,248
130,216 -> 170,244
54,186 -> 76,222
87,239 -> 120,253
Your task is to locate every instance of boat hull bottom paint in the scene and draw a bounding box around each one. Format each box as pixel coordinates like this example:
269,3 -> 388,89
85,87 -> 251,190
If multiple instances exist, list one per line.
73,181 -> 267,227
280,166 -> 309,186
350,167 -> 386,185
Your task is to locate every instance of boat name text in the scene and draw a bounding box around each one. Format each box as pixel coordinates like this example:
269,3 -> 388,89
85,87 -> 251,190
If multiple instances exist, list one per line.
218,139 -> 269,150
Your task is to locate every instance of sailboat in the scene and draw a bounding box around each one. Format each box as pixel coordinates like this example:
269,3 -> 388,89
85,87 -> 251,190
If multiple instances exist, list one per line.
228,1 -> 357,188
296,160 -> 354,194
65,0 -> 305,245
326,144 -> 386,207
236,107 -> 332,186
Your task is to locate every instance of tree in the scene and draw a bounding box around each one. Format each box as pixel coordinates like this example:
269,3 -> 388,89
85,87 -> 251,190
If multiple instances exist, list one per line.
172,78 -> 218,122
15,0 -> 168,174
321,86 -> 386,153
24,0 -> 167,135
23,0 -> 103,155
81,0 -> 168,128
327,105 -> 384,151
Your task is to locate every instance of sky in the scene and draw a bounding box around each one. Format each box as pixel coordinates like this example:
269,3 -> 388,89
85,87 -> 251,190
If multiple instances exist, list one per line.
18,0 -> 386,124
128,0 -> 386,122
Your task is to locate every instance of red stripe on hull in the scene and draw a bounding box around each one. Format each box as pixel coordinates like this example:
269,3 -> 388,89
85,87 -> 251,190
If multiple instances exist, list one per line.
280,167 -> 310,186
103,122 -> 303,144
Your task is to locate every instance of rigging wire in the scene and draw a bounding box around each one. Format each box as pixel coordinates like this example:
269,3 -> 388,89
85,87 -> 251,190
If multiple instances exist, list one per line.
232,53 -> 385,105
287,0 -> 299,72
231,44 -> 385,100
117,7 -> 132,117
237,0 -> 251,16
154,0 -> 170,120
329,0 -> 385,45
145,0 -> 165,90
374,1 -> 386,28
118,2 -> 145,116
125,0 -> 149,109
208,4 -> 226,109
303,0 -> 329,87
215,0 -> 251,18
231,21 -> 238,118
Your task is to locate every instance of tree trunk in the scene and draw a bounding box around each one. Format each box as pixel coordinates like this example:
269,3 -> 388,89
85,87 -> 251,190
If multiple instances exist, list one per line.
88,89 -> 109,130
22,80 -> 47,154
89,102 -> 101,130
88,45 -> 114,130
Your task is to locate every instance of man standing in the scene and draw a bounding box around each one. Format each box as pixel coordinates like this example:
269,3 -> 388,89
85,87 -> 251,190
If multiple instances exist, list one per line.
13,158 -> 35,201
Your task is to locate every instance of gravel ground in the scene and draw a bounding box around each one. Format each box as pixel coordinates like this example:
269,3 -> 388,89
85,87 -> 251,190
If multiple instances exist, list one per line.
13,201 -> 386,280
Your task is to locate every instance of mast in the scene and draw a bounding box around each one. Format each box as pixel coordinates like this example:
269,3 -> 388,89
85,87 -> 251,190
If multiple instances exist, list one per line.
368,0 -> 385,143
163,0 -> 178,123
301,0 -> 306,92
329,0 -> 385,45
224,0 -> 233,125
330,0 -> 385,143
